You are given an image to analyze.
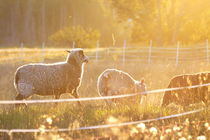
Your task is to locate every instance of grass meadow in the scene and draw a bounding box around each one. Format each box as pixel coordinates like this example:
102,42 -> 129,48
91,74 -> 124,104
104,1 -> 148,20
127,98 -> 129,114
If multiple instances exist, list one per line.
0,48 -> 209,140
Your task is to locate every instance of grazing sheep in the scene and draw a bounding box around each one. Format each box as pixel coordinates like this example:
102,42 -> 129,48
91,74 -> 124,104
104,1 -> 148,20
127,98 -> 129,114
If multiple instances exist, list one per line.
14,48 -> 88,106
162,72 -> 210,107
97,69 -> 146,104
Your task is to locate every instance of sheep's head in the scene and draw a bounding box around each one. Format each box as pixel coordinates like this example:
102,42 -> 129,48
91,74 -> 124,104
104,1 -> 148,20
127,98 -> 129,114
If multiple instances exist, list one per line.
136,79 -> 147,95
66,48 -> 89,65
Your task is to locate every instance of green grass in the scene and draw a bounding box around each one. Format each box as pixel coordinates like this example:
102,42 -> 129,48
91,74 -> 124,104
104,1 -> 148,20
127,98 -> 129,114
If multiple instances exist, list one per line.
0,103 -> 209,140
0,104 -> 170,129
0,48 -> 210,139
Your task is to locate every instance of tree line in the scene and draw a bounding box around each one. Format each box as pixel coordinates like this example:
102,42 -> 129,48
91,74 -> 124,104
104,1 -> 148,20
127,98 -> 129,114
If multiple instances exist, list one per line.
0,0 -> 209,47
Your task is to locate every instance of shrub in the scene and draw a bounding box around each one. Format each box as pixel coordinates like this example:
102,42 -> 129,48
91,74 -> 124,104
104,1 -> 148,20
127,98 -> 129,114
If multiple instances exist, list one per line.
49,26 -> 100,48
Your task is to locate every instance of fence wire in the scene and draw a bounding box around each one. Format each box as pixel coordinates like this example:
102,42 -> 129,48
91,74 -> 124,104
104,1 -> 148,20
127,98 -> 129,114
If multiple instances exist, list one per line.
0,107 -> 208,134
0,83 -> 210,105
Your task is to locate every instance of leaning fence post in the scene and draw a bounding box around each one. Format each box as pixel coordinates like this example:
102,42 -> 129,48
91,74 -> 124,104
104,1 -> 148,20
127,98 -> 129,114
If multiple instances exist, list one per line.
206,39 -> 209,63
148,40 -> 152,64
176,41 -> 180,66
95,40 -> 99,62
42,42 -> 45,62
72,41 -> 75,48
107,46 -> 110,56
122,40 -> 126,66
20,42 -> 24,63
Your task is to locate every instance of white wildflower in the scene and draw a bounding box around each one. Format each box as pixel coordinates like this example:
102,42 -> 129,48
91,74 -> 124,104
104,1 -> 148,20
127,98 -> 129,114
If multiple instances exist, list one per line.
197,136 -> 206,140
149,127 -> 158,135
46,117 -> 52,125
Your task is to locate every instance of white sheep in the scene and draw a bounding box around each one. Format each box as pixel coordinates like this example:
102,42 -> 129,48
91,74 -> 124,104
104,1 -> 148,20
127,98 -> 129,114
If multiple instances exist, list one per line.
97,69 -> 146,104
14,48 -> 88,106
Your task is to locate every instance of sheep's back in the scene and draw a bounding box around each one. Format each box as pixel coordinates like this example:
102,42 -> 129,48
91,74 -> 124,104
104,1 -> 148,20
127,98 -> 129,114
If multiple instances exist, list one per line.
165,74 -> 209,106
101,69 -> 136,94
16,63 -> 67,95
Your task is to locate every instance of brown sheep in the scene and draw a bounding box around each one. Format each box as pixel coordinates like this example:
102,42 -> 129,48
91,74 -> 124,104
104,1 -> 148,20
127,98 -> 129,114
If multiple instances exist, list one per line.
162,72 -> 210,107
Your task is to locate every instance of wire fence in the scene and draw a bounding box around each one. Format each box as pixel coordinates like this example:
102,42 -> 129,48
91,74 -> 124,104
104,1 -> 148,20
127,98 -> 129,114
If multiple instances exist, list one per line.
0,107 -> 207,134
0,41 -> 210,137
0,82 -> 210,105
0,82 -> 209,136
0,40 -> 209,65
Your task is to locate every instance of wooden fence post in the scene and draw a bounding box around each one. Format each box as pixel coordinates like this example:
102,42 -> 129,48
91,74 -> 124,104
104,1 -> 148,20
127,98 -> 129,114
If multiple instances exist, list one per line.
206,39 -> 209,63
20,42 -> 24,63
148,40 -> 152,64
72,41 -> 75,48
176,41 -> 180,66
96,40 -> 99,62
122,40 -> 126,66
42,42 -> 45,62
107,46 -> 110,56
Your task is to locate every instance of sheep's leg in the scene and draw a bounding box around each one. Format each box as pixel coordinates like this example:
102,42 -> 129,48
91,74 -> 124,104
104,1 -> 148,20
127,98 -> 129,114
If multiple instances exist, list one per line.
15,94 -> 27,108
72,89 -> 82,106
105,91 -> 115,106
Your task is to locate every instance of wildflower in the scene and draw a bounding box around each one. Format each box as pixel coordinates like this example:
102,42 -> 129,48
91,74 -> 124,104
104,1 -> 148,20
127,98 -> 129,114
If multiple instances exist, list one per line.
149,127 -> 158,135
39,125 -> 46,133
111,127 -> 120,135
173,125 -> 181,131
137,123 -> 146,132
177,132 -> 182,137
130,127 -> 139,136
42,115 -> 47,118
46,117 -> 52,125
204,122 -> 209,128
184,118 -> 190,125
197,136 -> 206,140
57,138 -> 65,140
107,116 -> 118,124
160,135 -> 165,140
179,137 -> 186,140
188,135 -> 192,139
165,129 -> 172,134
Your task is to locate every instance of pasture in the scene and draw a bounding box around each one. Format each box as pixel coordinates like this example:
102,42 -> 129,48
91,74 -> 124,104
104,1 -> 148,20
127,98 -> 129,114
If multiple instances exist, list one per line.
0,48 -> 209,140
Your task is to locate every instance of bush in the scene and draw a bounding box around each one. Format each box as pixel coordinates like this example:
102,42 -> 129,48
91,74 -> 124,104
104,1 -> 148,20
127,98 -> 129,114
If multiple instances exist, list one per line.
49,26 -> 100,48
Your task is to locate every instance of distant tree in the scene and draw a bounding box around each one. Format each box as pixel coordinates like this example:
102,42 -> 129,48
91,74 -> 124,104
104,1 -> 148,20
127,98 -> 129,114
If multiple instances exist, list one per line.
109,0 -> 210,46
0,0 -> 122,46
49,26 -> 100,48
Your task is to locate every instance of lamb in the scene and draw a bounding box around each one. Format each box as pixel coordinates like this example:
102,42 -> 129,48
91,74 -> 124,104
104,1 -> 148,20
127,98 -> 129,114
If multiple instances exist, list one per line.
14,48 -> 88,106
162,72 -> 210,107
97,69 -> 146,104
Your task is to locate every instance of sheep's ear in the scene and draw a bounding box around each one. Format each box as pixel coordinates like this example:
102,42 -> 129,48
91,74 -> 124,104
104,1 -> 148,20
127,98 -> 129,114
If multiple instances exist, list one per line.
140,78 -> 145,84
66,50 -> 71,53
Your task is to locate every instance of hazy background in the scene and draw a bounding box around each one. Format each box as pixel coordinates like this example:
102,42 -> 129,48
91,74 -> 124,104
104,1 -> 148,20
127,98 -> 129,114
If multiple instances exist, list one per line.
0,0 -> 209,47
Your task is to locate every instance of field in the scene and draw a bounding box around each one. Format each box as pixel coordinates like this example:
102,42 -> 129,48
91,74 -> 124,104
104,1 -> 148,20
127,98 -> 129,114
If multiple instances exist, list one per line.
0,48 -> 209,140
